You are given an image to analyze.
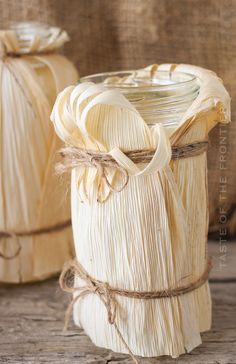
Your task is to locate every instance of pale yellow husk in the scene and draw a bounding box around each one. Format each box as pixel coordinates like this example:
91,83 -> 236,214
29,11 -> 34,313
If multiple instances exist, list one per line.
51,64 -> 230,357
0,29 -> 78,282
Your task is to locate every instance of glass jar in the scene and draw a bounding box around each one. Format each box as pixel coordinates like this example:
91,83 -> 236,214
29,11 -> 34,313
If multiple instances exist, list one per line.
81,69 -> 200,128
62,65 -> 224,359
10,21 -> 53,54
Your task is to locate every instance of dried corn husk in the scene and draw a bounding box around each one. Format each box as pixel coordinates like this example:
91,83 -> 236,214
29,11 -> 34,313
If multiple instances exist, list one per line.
51,64 -> 230,358
0,26 -> 78,283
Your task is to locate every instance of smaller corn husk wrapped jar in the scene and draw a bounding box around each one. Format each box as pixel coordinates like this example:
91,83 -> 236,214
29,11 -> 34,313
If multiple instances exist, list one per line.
0,22 -> 78,283
52,64 -> 230,360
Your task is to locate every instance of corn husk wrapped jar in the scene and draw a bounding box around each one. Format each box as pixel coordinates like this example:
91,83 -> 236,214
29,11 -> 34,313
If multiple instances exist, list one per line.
51,64 -> 230,359
0,22 -> 78,283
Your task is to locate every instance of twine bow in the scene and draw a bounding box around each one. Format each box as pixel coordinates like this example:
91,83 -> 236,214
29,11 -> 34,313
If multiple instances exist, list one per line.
60,258 -> 212,364
58,147 -> 129,194
57,141 -> 208,198
0,219 -> 71,260
60,260 -> 139,363
88,152 -> 129,193
0,232 -> 21,259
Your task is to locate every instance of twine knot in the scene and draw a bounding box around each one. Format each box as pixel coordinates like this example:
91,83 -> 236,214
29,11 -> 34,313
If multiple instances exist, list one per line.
59,260 -> 118,328
60,258 -> 212,364
58,147 -> 129,195
0,231 -> 21,259
101,282 -> 117,324
57,141 -> 208,201
0,219 -> 71,260
91,280 -> 117,324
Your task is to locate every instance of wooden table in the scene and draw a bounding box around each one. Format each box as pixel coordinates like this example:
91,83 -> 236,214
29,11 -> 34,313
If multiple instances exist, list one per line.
0,242 -> 235,363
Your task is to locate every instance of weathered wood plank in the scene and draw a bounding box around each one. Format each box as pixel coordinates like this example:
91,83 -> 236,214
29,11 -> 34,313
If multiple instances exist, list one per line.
0,242 -> 235,363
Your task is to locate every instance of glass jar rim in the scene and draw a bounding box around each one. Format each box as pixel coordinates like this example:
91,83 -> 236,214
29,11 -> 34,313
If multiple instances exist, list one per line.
10,21 -> 50,36
80,70 -> 198,94
80,69 -> 200,128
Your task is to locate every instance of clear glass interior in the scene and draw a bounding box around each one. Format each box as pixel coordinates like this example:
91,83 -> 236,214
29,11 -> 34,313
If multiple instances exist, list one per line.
81,70 -> 200,128
10,21 -> 51,55
9,22 -> 53,71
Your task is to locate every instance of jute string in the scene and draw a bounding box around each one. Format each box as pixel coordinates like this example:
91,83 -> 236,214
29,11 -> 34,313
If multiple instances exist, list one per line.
60,258 -> 212,364
0,219 -> 71,260
58,141 -> 208,193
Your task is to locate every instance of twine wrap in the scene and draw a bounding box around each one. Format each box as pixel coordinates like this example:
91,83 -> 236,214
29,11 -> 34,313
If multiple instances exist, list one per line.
60,258 -> 212,364
0,45 -> 56,59
57,141 -> 208,193
0,219 -> 71,260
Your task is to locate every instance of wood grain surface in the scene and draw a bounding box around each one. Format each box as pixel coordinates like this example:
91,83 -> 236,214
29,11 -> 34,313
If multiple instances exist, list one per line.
0,242 -> 235,363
